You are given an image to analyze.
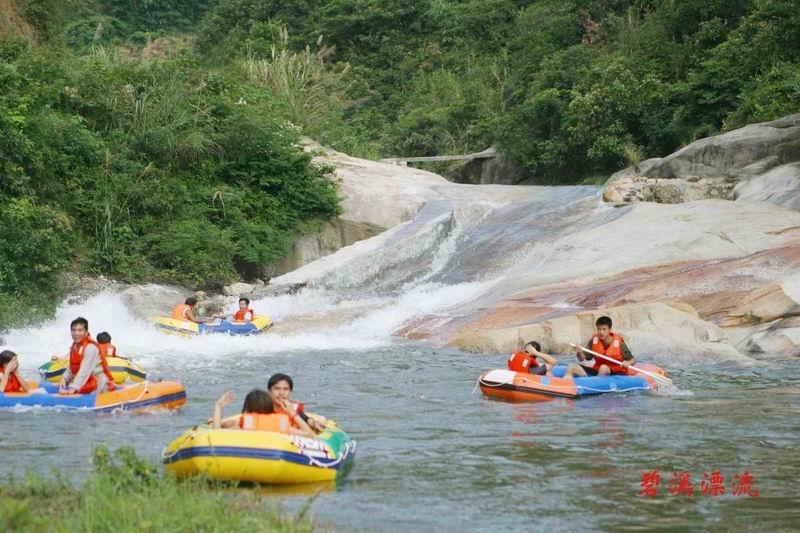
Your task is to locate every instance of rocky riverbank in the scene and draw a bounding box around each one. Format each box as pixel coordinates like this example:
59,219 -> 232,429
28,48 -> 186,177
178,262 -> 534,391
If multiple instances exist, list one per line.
77,114 -> 800,362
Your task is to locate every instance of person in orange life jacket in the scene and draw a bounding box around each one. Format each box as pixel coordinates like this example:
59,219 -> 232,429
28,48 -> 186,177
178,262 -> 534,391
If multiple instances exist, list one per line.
508,341 -> 559,376
267,373 -> 326,433
59,317 -> 103,394
0,350 -> 30,393
212,297 -> 255,323
95,331 -> 118,392
171,297 -> 206,324
563,315 -> 635,378
212,389 -> 315,437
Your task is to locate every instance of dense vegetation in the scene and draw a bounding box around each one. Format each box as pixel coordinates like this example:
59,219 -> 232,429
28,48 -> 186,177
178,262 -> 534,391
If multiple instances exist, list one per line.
0,1 -> 341,327
1,0 -> 799,327
0,446 -> 314,532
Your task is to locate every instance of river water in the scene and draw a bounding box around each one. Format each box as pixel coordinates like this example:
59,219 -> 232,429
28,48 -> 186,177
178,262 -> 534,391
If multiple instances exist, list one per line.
1,291 -> 798,532
3,187 -> 800,531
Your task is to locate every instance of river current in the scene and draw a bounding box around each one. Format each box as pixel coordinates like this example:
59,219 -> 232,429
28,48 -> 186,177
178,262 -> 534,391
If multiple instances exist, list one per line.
1,291 -> 798,532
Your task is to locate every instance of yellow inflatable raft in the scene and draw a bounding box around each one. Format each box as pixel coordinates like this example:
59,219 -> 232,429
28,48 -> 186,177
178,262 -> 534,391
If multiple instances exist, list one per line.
39,356 -> 147,384
162,418 -> 356,485
151,315 -> 273,336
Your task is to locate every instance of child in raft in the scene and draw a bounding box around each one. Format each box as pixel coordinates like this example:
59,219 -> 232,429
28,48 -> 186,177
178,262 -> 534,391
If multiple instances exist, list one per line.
507,341 -> 559,375
0,350 -> 31,393
212,389 -> 316,437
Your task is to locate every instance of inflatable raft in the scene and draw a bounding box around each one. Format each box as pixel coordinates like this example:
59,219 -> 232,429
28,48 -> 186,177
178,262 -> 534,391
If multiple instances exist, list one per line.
152,315 -> 273,336
162,418 -> 356,485
0,381 -> 186,412
39,356 -> 147,384
479,363 -> 667,401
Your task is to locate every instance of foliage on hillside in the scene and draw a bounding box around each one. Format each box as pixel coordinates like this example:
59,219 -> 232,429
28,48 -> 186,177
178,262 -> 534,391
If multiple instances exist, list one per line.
0,1 -> 340,328
2,0 -> 799,327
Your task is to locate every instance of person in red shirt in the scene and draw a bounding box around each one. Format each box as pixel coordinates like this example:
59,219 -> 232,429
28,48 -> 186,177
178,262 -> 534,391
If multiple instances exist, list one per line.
507,341 -> 559,375
212,297 -> 255,323
59,317 -> 102,394
0,350 -> 30,393
564,316 -> 636,378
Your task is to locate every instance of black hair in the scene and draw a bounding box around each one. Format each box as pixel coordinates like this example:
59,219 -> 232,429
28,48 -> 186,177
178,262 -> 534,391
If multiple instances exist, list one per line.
267,373 -> 293,391
241,389 -> 274,414
185,297 -> 197,306
0,350 -> 17,367
239,297 -> 250,306
96,331 -> 112,344
70,317 -> 89,329
596,316 -> 613,328
524,340 -> 541,351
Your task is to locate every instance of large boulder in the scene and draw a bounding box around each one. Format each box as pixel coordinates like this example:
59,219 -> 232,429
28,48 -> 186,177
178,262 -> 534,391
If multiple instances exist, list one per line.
222,282 -> 255,297
447,147 -> 528,185
722,273 -> 800,327
121,283 -> 189,320
604,113 -> 800,209
733,162 -> 800,211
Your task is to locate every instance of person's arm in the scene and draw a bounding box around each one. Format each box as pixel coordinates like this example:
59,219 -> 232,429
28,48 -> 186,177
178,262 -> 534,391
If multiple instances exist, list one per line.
13,365 -> 30,392
287,414 -> 316,438
212,391 -> 235,429
243,311 -> 253,323
68,345 -> 100,393
59,356 -> 74,390
0,370 -> 8,393
186,308 -> 205,324
573,341 -> 591,362
621,341 -> 636,366
532,349 -> 558,367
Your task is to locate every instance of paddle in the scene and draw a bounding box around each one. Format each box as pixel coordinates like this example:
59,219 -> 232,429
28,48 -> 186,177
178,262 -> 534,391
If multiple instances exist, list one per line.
568,343 -> 673,387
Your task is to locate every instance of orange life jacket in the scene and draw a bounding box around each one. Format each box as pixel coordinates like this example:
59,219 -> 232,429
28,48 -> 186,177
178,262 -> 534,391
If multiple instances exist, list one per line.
238,412 -> 291,433
507,351 -> 540,373
97,342 -> 117,386
69,335 -> 99,394
1,365 -> 23,393
590,332 -> 627,374
172,304 -> 191,321
234,308 -> 254,321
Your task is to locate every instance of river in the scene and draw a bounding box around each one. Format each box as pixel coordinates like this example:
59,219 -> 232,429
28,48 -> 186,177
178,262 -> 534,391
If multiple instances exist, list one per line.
1,290 -> 798,532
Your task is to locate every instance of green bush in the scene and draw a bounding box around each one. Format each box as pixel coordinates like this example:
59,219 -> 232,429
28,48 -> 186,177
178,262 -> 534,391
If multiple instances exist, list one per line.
0,37 -> 341,328
0,446 -> 314,532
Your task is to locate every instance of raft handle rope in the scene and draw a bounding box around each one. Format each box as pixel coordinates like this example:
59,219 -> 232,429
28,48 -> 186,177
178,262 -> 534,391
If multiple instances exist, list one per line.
100,380 -> 150,412
161,428 -> 200,460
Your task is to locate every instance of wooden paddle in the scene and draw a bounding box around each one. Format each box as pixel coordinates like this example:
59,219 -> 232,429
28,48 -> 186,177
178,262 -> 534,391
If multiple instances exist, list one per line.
569,343 -> 673,387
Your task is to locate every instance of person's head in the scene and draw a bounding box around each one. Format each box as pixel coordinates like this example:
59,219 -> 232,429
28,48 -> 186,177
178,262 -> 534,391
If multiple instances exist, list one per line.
595,316 -> 613,340
238,297 -> 250,310
241,389 -> 274,414
96,331 -> 111,344
0,349 -> 17,368
70,317 -> 89,343
523,340 -> 541,355
267,373 -> 293,402
185,297 -> 197,306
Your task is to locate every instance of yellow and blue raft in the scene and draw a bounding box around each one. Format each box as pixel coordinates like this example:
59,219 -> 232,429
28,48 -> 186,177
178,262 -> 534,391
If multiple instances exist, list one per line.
39,356 -> 147,384
162,418 -> 356,485
151,315 -> 273,336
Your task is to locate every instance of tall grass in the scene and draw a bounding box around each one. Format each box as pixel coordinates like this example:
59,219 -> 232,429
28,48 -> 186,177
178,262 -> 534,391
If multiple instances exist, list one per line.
0,447 -> 315,532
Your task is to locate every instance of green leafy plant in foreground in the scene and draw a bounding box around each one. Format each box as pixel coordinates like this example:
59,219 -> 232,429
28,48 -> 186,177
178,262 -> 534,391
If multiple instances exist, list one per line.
0,446 -> 315,533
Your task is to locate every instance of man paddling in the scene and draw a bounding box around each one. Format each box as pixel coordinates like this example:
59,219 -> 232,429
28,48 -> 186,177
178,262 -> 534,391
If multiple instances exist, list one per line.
564,316 -> 635,378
